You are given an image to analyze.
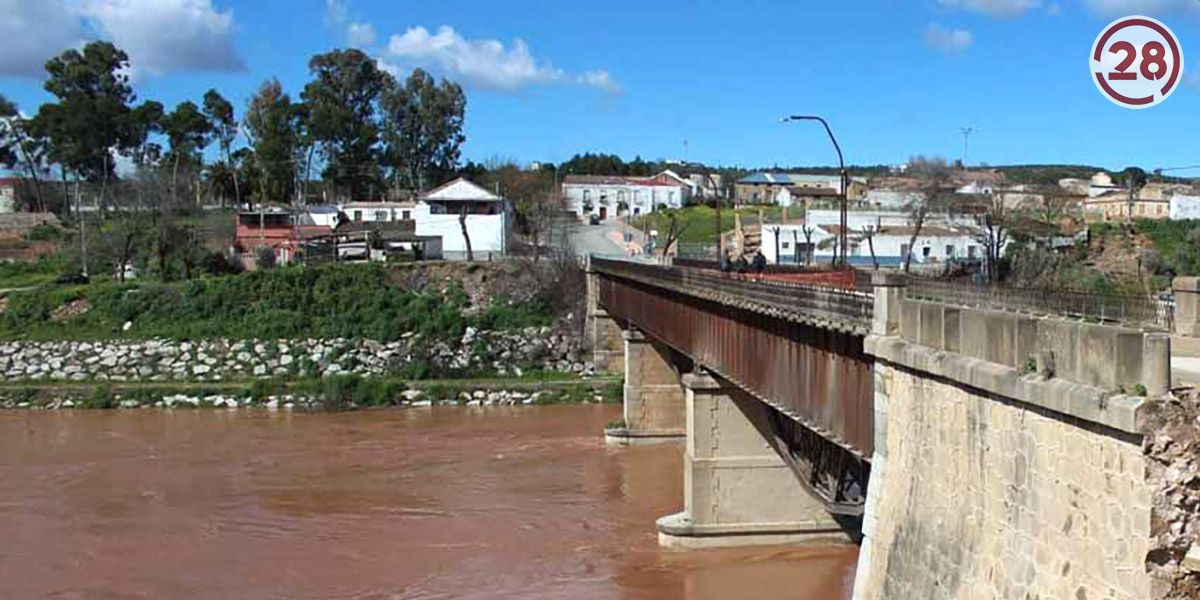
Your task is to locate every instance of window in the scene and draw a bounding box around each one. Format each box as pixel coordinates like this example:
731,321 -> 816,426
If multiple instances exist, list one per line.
946,245 -> 955,257
583,190 -> 591,203
968,246 -> 977,258
402,210 -> 411,220
633,208 -> 641,215
375,210 -> 388,221
901,243 -> 910,258
922,246 -> 931,258
782,241 -> 791,250
353,210 -> 362,221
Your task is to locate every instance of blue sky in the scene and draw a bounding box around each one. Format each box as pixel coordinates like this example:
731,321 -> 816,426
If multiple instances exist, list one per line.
4,0 -> 1200,173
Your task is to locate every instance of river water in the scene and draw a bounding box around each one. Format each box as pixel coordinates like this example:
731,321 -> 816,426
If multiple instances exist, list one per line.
0,406 -> 857,600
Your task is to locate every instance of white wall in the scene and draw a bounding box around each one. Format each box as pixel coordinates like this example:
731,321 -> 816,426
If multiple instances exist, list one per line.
761,223 -> 983,265
1171,195 -> 1200,220
563,183 -> 685,222
415,212 -> 507,254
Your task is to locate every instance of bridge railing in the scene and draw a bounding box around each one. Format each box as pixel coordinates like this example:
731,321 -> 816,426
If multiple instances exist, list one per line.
906,276 -> 1174,331
591,256 -> 875,332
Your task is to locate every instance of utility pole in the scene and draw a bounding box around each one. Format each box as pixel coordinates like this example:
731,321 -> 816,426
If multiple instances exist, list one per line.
960,127 -> 974,168
683,137 -> 689,164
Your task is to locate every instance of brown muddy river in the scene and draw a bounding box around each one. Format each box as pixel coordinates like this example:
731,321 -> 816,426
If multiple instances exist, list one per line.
0,406 -> 857,600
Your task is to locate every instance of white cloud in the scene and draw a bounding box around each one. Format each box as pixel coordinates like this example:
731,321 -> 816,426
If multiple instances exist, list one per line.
925,24 -> 974,53
347,22 -> 377,47
0,0 -> 87,77
383,25 -> 619,92
81,0 -> 245,77
325,0 -> 376,48
0,0 -> 245,79
935,0 -> 1041,17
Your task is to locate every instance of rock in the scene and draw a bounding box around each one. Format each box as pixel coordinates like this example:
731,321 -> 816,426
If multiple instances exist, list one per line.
122,321 -> 132,332
411,400 -> 433,407
193,364 -> 212,375
402,390 -> 424,401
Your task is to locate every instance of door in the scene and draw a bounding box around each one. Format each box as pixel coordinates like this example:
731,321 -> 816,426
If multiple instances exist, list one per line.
600,206 -> 608,220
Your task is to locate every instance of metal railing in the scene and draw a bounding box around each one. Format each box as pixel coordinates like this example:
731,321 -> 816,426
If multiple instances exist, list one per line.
905,276 -> 1175,330
591,257 -> 875,333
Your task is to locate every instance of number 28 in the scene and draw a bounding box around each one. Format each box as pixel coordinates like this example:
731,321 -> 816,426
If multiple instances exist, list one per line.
1108,41 -> 1168,81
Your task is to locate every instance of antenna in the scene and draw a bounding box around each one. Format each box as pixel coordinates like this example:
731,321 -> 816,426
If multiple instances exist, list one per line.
960,126 -> 974,167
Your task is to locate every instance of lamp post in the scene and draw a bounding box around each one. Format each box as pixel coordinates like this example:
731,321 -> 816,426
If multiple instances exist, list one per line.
780,115 -> 848,268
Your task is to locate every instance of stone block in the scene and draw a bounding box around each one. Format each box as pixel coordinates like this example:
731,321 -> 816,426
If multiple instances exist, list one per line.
942,306 -> 961,353
1037,319 -> 1081,383
900,298 -> 921,343
961,309 -> 1016,367
1142,334 -> 1171,397
919,302 -> 945,349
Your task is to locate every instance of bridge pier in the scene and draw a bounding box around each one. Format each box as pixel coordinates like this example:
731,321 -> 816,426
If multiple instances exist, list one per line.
656,372 -> 850,549
605,330 -> 687,446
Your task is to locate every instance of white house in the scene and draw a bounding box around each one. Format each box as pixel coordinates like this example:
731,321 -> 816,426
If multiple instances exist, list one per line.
562,175 -> 687,222
1171,194 -> 1200,220
340,178 -> 511,259
760,209 -> 986,267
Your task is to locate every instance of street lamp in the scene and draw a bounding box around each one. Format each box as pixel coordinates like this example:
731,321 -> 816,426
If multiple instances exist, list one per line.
780,115 -> 848,268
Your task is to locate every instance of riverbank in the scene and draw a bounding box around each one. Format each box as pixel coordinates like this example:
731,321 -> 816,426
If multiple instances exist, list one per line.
0,374 -> 622,411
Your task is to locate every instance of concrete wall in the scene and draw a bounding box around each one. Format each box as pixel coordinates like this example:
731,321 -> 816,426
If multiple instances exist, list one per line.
1175,277 -> 1200,338
899,298 -> 1171,396
855,361 -> 1152,600
584,263 -> 626,375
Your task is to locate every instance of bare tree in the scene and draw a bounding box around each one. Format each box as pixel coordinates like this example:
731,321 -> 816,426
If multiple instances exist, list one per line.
972,193 -> 1011,283
859,224 -> 879,270
904,156 -> 953,273
1033,183 -> 1072,230
801,224 -> 816,266
660,213 -> 689,256
458,206 -> 474,261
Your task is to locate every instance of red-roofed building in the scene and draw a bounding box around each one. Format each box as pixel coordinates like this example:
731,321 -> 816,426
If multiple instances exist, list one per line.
562,172 -> 689,223
234,208 -> 335,268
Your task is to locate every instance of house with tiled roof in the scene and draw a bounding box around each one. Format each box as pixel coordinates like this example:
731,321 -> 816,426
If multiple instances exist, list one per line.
734,172 -> 867,205
562,173 -> 687,223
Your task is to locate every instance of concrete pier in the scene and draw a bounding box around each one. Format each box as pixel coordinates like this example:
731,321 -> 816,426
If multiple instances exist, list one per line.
656,373 -> 848,549
604,330 -> 686,446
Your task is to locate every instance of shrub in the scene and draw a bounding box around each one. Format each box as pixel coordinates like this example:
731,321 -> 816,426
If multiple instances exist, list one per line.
83,385 -> 117,409
255,246 -> 277,270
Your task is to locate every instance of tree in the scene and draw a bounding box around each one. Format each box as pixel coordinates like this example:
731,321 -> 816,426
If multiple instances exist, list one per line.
35,42 -> 137,192
458,206 -> 474,262
0,95 -> 18,168
801,224 -> 816,265
245,79 -> 299,206
203,89 -> 240,208
1033,183 -> 1072,229
859,224 -> 879,270
301,49 -> 386,201
381,68 -> 467,193
973,194 -> 1012,283
161,101 -> 212,209
904,156 -> 953,273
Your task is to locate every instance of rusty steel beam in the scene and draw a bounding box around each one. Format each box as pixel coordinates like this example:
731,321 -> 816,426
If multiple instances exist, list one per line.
598,273 -> 874,458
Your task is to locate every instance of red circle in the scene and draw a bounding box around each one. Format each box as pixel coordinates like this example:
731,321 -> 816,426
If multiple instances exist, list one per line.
1093,18 -> 1181,96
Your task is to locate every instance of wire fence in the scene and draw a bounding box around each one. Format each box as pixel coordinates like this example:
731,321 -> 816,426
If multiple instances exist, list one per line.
905,276 -> 1175,330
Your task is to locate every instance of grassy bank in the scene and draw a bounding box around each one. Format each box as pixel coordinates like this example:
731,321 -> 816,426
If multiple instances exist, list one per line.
0,263 -> 555,341
630,205 -> 792,245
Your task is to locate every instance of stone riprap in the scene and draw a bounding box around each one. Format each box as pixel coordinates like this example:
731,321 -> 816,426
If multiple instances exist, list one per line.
0,387 -> 602,410
0,327 -> 586,383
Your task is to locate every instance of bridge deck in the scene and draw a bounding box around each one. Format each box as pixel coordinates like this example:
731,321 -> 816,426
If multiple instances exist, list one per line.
593,257 -> 875,458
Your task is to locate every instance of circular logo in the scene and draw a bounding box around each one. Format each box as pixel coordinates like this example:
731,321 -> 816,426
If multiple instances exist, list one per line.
1090,15 -> 1183,109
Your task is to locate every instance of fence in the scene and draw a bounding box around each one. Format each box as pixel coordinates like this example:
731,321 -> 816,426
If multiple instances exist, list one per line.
591,257 -> 875,333
905,276 -> 1175,331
